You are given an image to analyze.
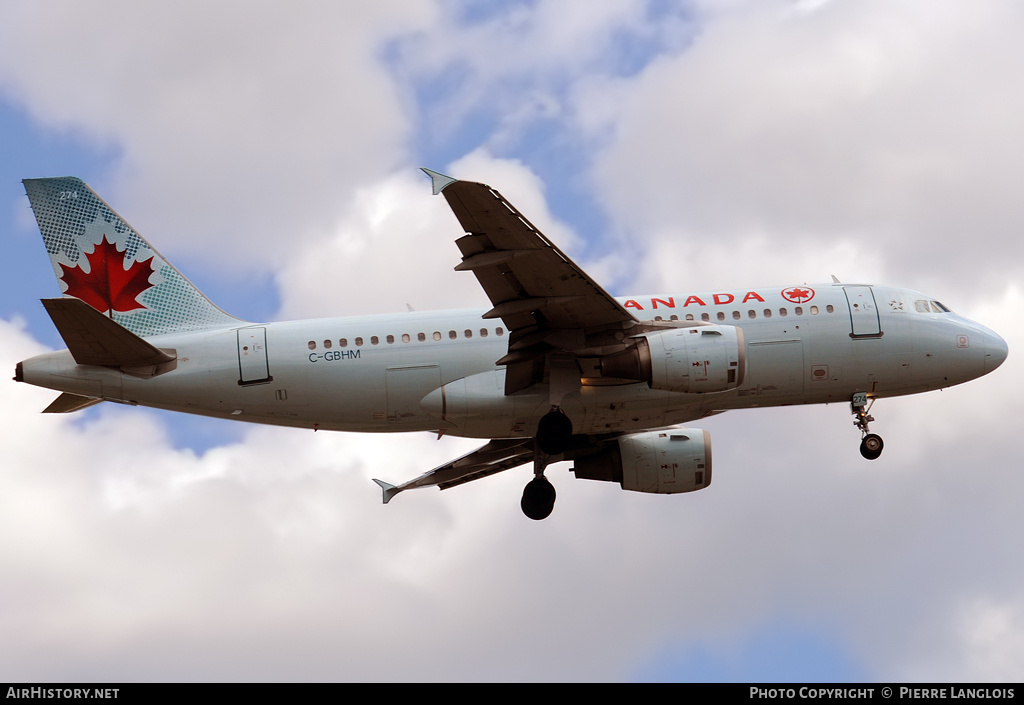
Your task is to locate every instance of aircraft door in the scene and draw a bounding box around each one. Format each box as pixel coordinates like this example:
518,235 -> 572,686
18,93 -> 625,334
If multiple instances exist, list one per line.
844,286 -> 882,337
386,365 -> 442,424
237,326 -> 272,384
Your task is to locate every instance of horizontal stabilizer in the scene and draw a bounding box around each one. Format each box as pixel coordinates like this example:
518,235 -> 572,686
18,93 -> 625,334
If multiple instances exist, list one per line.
43,392 -> 104,414
42,298 -> 176,369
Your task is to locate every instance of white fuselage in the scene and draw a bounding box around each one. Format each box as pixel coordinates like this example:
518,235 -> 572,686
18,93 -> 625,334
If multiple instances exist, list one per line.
18,283 -> 1006,439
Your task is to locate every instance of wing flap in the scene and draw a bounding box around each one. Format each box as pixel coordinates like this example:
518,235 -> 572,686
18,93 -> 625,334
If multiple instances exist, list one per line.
426,171 -> 639,393
372,438 -> 534,503
441,181 -> 634,333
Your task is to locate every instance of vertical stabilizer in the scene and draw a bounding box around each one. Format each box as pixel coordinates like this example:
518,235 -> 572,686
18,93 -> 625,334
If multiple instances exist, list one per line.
23,177 -> 241,337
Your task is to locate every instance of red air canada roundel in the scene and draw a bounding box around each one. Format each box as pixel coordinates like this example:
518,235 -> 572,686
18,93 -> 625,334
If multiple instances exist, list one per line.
58,234 -> 155,314
782,286 -> 815,304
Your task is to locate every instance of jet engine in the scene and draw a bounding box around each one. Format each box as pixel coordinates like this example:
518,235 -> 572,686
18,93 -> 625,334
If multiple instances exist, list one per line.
571,429 -> 712,494
599,325 -> 745,393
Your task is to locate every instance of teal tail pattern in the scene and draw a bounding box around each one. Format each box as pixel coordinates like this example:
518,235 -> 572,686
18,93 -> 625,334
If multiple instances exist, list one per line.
23,177 -> 240,338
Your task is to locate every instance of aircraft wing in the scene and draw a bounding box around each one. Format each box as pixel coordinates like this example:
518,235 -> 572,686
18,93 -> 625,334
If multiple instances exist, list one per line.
373,438 -> 535,503
424,169 -> 638,393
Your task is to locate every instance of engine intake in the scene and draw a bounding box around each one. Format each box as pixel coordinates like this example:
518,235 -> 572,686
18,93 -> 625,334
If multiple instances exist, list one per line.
572,429 -> 712,494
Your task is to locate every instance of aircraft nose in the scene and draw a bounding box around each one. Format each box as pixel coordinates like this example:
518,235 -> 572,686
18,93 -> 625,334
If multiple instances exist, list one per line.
985,330 -> 1009,373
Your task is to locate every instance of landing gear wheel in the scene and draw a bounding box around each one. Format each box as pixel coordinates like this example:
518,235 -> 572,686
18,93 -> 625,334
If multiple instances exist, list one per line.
860,433 -> 884,460
521,477 -> 556,520
536,410 -> 573,456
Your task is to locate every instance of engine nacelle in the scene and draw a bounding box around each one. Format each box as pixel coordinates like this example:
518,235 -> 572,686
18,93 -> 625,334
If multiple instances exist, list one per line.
599,325 -> 745,393
571,429 -> 712,494
644,326 -> 745,393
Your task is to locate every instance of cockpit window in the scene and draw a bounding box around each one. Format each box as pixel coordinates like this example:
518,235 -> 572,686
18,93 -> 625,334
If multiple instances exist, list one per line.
915,299 -> 953,314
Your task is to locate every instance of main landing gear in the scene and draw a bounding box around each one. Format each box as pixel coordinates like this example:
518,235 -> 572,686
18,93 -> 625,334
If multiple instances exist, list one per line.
521,474 -> 556,521
536,408 -> 572,456
522,408 -> 572,520
851,392 -> 884,460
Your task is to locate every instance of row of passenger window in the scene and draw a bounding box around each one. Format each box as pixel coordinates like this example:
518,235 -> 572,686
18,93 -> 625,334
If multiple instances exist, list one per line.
654,305 -> 834,323
308,327 -> 505,350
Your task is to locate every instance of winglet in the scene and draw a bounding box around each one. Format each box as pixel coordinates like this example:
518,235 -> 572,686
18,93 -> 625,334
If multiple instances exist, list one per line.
373,478 -> 401,504
420,168 -> 457,195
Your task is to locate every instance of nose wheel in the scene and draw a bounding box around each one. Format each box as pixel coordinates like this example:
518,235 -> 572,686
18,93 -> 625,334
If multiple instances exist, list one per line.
859,433 -> 884,460
852,392 -> 884,460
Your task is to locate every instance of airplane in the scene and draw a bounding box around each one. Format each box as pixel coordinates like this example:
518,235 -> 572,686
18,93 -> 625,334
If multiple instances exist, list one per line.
13,170 -> 1009,520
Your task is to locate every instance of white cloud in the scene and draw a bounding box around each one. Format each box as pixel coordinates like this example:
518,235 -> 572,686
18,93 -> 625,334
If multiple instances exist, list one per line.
583,0 -> 1024,302
274,150 -> 583,319
0,1 -> 440,269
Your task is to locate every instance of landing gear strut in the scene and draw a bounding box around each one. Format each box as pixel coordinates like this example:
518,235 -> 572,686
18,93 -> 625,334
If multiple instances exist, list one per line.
851,392 -> 884,460
522,409 -> 572,520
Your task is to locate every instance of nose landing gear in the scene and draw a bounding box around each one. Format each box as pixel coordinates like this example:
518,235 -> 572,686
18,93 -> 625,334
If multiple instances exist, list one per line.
852,392 -> 884,460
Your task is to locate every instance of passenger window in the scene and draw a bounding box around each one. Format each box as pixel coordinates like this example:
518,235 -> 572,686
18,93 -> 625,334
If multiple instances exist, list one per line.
464,329 -> 473,338
717,312 -> 725,321
433,332 -> 442,341
418,333 -> 426,342
480,328 -> 488,338
323,339 -> 332,349
826,305 -> 834,313
701,313 -> 710,322
748,310 -> 756,319
307,340 -> 316,350
386,335 -> 395,344
810,306 -> 819,315
685,314 -> 694,321
355,337 -> 364,346
779,308 -> 788,317
733,311 -> 741,320
448,330 -> 457,340
371,336 -> 379,345
402,334 -> 410,343
340,338 -> 348,348
670,315 -> 678,321
496,327 -> 505,336
795,306 -> 804,316
763,309 -> 772,318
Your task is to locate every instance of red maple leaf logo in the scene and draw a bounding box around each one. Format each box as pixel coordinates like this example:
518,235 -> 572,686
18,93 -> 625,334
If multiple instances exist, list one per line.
58,235 -> 155,314
782,287 -> 815,304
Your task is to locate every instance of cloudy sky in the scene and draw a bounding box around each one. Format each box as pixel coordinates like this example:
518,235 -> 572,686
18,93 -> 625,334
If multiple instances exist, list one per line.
1,0 -> 1021,682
